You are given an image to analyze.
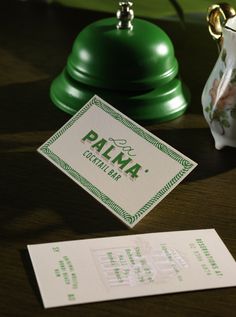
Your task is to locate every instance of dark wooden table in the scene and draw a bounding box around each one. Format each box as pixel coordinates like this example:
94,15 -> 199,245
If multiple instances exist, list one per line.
1,1 -> 236,316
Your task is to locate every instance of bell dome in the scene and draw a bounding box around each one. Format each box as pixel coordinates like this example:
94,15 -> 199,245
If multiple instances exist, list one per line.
67,17 -> 178,91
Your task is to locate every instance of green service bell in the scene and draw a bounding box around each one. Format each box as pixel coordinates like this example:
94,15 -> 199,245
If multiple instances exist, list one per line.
51,1 -> 189,122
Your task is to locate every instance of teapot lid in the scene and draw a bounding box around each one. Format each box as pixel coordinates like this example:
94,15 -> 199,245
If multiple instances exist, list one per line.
66,1 -> 178,91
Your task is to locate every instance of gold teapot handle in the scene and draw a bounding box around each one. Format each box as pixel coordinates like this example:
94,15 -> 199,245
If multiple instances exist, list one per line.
207,2 -> 236,49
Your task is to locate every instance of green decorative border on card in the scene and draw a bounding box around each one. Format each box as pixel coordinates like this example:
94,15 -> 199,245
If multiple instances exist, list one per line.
40,96 -> 194,226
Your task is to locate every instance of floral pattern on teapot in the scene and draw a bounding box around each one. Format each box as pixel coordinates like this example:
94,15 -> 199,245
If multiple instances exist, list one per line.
204,49 -> 236,136
202,37 -> 236,150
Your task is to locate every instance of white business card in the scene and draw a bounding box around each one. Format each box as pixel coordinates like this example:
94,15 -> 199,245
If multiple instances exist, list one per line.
38,95 -> 197,227
28,229 -> 236,308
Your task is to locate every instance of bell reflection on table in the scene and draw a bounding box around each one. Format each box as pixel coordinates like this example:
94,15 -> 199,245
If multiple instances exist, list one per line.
50,1 -> 189,122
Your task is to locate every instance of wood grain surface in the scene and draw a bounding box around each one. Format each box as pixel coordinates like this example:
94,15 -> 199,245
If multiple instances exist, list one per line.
0,1 -> 236,316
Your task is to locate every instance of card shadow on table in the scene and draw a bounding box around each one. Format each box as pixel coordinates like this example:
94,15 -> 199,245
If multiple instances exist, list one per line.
20,249 -> 43,307
0,152 -> 127,240
152,128 -> 236,182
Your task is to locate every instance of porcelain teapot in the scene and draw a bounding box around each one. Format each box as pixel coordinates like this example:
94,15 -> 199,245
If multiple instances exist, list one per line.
202,3 -> 236,149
